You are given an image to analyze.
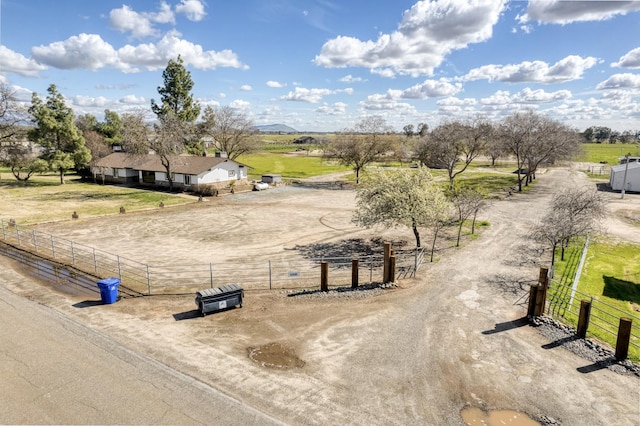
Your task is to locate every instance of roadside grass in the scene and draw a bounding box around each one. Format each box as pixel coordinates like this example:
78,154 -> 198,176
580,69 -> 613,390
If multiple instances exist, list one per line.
577,143 -> 640,165
0,171 -> 189,224
550,239 -> 640,362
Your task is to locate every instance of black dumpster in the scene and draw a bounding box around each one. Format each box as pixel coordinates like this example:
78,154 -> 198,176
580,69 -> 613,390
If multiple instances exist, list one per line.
195,284 -> 243,316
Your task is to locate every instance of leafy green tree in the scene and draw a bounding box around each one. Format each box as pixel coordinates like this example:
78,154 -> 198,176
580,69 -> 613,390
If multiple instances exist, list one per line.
353,166 -> 450,251
151,55 -> 201,123
96,109 -> 124,146
0,143 -> 48,181
325,116 -> 392,183
28,84 -> 90,184
402,124 -> 415,138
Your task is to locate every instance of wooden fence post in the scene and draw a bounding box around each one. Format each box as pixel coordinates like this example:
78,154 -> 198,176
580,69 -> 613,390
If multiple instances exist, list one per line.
383,242 -> 391,283
615,318 -> 633,361
577,300 -> 592,338
321,261 -> 329,292
538,267 -> 549,315
351,259 -> 359,289
528,285 -> 539,317
389,255 -> 396,283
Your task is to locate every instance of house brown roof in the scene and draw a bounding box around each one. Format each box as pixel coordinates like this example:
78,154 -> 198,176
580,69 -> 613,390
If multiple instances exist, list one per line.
94,153 -> 249,175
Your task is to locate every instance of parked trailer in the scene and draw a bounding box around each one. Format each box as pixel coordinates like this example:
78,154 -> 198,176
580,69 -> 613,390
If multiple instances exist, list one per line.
195,284 -> 243,316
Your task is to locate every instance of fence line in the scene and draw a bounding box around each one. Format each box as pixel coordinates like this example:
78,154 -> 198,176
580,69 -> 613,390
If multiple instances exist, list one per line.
0,219 -> 425,295
547,279 -> 640,353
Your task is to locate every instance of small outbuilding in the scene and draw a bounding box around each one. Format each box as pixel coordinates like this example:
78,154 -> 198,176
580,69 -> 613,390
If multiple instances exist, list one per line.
261,174 -> 282,184
610,162 -> 640,192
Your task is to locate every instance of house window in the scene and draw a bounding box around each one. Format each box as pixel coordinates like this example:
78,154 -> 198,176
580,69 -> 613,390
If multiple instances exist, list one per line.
184,175 -> 192,185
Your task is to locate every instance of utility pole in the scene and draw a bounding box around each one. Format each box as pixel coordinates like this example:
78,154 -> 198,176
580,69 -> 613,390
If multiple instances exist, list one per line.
621,153 -> 630,199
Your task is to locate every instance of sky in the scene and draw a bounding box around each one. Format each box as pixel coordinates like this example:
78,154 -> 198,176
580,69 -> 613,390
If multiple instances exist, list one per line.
1,0 -> 639,133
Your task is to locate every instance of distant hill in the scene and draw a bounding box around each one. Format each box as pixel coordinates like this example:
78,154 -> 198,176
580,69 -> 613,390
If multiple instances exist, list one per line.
254,124 -> 298,133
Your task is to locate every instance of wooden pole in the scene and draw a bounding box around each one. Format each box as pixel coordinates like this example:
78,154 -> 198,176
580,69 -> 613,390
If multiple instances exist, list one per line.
321,261 -> 329,292
351,259 -> 359,289
528,285 -> 539,317
389,256 -> 396,283
539,267 -> 549,315
577,300 -> 591,338
383,242 -> 391,283
615,318 -> 633,361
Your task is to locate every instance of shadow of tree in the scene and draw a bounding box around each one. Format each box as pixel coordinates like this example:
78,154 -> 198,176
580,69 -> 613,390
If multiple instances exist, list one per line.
291,237 -> 409,260
603,275 -> 640,304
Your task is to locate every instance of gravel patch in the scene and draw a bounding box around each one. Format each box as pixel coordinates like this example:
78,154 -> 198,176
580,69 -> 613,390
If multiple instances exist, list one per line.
532,316 -> 640,377
286,282 -> 398,299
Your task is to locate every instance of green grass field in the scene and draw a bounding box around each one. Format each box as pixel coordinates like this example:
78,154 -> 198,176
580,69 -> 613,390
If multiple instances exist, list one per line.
550,239 -> 640,361
576,143 -> 640,165
237,152 -> 351,179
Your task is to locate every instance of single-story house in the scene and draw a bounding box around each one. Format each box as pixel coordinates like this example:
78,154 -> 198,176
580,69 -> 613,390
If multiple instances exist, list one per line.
91,152 -> 250,190
610,162 -> 640,192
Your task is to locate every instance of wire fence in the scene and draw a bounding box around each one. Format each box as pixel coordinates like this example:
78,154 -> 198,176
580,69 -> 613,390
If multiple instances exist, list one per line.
547,279 -> 640,358
0,219 -> 425,295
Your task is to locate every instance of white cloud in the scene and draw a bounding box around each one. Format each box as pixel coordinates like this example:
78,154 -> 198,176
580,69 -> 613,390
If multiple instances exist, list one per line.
109,5 -> 160,38
229,99 -> 251,111
280,87 -> 334,103
120,95 -> 147,104
175,0 -> 207,21
240,85 -> 253,91
398,79 -> 462,99
0,45 -> 48,77
519,0 -> 640,24
612,47 -> 640,69
266,80 -> 286,88
596,73 -> 640,90
339,75 -> 365,83
359,95 -> 417,112
317,102 -> 347,115
31,33 -> 121,71
118,30 -> 247,71
437,97 -> 477,106
463,55 -> 598,83
480,88 -> 571,106
72,95 -> 110,108
27,30 -> 246,73
314,0 -> 507,77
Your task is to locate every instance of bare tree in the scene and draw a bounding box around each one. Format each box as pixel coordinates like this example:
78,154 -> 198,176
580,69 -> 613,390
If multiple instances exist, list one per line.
449,187 -> 487,247
0,83 -> 27,141
416,118 -> 491,189
198,105 -> 259,160
325,116 -> 393,184
532,184 -> 606,266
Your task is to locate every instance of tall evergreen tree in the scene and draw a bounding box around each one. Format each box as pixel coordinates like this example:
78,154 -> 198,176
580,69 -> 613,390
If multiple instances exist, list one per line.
28,84 -> 90,184
150,55 -> 201,123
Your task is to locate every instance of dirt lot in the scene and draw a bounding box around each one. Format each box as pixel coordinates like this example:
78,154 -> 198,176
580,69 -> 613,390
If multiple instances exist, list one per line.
2,166 -> 640,425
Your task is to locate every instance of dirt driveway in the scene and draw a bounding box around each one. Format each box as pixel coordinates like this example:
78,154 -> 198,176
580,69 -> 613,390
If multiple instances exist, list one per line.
2,166 -> 640,425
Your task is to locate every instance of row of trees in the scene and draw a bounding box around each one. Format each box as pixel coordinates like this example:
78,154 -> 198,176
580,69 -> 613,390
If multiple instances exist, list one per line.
325,111 -> 582,191
582,126 -> 640,144
0,56 -> 260,188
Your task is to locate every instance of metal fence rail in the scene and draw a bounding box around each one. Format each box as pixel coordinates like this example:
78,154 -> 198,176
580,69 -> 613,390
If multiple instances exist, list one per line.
547,279 -> 640,353
0,219 -> 425,295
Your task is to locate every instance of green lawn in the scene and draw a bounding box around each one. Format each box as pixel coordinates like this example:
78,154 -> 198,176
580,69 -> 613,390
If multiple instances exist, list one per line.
576,143 -> 640,165
238,152 -> 351,179
550,239 -> 640,361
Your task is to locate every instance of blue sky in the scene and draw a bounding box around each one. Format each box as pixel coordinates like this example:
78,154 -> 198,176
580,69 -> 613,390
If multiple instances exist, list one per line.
1,0 -> 639,132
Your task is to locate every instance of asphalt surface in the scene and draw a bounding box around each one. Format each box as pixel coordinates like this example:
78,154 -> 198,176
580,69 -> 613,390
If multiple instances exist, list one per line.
0,270 -> 281,426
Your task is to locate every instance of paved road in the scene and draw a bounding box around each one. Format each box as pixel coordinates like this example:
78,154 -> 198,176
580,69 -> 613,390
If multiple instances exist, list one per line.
0,268 -> 281,425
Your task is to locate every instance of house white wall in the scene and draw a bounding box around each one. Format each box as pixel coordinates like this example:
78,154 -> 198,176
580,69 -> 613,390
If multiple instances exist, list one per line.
197,161 -> 247,184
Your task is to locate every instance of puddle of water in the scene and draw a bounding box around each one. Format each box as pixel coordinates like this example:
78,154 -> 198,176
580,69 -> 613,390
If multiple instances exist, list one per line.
248,342 -> 305,369
461,407 -> 540,426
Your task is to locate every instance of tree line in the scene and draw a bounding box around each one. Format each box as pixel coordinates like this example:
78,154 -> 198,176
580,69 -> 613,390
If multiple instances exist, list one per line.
0,56 -> 260,189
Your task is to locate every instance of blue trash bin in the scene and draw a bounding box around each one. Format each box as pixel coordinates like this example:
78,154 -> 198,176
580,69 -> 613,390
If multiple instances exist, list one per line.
97,277 -> 120,304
